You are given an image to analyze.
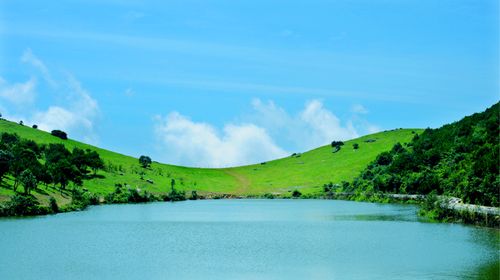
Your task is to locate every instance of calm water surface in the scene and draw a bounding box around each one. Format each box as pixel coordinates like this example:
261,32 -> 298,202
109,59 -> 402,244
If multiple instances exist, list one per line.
0,200 -> 498,279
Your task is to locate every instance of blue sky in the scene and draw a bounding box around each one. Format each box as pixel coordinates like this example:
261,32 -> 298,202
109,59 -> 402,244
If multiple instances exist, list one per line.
0,0 -> 498,167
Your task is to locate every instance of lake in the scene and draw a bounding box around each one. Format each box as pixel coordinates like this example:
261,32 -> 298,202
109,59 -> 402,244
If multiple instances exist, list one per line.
0,200 -> 498,279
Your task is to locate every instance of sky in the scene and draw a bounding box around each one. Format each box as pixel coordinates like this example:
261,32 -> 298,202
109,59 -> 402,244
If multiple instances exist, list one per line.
0,0 -> 498,167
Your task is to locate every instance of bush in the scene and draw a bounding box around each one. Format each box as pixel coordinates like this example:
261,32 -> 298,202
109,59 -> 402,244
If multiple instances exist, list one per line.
292,190 -> 302,198
0,194 -> 49,216
189,190 -> 198,200
49,197 -> 59,213
51,130 -> 68,140
353,143 -> 359,150
139,155 -> 152,168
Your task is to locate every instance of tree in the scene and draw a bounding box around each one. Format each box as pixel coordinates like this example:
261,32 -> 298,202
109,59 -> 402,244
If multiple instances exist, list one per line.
139,155 -> 152,168
170,178 -> 176,192
292,189 -> 302,198
19,169 -> 37,195
0,150 -> 13,184
331,141 -> 344,153
10,147 -> 39,192
71,148 -> 90,174
1,133 -> 20,147
86,150 -> 104,175
48,159 -> 80,191
32,124 -> 38,129
45,144 -> 71,164
49,197 -> 59,213
353,143 -> 359,150
51,130 -> 68,140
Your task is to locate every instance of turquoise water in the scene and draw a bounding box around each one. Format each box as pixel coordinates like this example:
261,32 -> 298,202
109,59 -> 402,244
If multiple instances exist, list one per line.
0,200 -> 497,279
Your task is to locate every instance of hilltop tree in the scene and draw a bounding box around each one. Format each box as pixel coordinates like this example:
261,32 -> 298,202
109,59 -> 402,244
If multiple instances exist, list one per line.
51,130 -> 68,140
331,141 -> 344,153
139,155 -> 152,168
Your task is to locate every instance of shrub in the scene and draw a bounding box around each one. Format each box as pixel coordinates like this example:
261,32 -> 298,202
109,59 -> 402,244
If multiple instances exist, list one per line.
292,190 -> 302,198
139,155 -> 152,168
49,197 -> 59,213
51,130 -> 68,140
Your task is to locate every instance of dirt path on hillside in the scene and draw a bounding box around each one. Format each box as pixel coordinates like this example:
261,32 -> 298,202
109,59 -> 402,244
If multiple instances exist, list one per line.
223,169 -> 251,194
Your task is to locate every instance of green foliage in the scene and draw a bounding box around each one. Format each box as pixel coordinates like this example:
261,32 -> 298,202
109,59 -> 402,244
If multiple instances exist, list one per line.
189,190 -> 198,200
331,141 -> 344,153
139,155 -> 152,168
353,143 -> 359,150
163,180 -> 186,202
0,149 -> 13,184
104,184 -> 158,204
49,196 -> 59,213
292,189 -> 302,198
19,169 -> 37,195
51,129 -> 67,140
0,194 -> 50,216
353,103 -> 499,207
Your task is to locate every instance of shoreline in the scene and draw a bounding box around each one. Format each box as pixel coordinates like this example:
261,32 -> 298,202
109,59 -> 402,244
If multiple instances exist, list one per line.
1,191 -> 498,228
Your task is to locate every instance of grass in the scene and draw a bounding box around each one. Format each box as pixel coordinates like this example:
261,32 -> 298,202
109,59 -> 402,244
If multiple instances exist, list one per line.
0,119 -> 421,205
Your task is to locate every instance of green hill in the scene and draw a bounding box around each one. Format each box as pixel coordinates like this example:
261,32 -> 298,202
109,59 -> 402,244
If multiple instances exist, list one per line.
0,118 -> 420,206
352,103 -> 499,207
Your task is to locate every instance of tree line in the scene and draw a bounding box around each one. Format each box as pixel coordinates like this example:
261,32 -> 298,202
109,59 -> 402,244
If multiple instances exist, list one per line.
350,103 -> 499,207
0,132 -> 104,195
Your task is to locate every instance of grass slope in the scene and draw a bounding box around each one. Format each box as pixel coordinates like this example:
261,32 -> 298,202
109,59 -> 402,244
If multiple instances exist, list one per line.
0,119 -> 420,205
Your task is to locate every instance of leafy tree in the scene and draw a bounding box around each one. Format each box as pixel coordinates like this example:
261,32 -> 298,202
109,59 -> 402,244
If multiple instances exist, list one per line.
86,150 -> 104,175
49,197 -> 59,213
170,178 -> 176,192
10,147 -> 39,191
0,150 -> 13,185
353,143 -> 359,150
71,148 -> 89,174
19,169 -> 37,195
51,130 -> 68,140
48,159 -> 80,191
1,133 -> 20,147
45,144 -> 71,164
139,155 -> 152,168
292,189 -> 302,198
331,141 -> 344,153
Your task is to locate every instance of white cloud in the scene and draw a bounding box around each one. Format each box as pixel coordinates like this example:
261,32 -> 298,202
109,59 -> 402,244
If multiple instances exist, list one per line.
21,48 -> 56,87
154,112 -> 287,168
0,76 -> 37,105
155,99 -> 378,167
351,104 -> 369,114
250,99 -> 360,151
31,74 -> 99,144
0,50 -> 100,144
299,100 -> 358,148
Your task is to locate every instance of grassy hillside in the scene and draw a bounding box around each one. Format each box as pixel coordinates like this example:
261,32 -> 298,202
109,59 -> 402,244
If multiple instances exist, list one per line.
0,119 -> 420,205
